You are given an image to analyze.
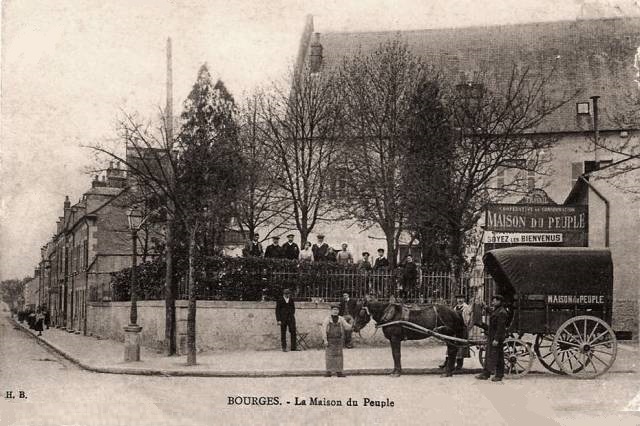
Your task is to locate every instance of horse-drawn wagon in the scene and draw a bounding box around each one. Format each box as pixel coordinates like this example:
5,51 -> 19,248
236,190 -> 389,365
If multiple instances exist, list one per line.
352,246 -> 618,379
481,246 -> 617,379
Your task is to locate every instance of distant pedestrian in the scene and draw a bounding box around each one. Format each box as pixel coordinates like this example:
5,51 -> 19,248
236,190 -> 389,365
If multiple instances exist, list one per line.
243,233 -> 264,257
476,294 -> 509,382
265,236 -> 283,259
336,243 -> 353,265
373,249 -> 389,270
312,235 -> 329,262
43,305 -> 50,329
282,234 -> 300,260
275,288 -> 298,352
338,292 -> 357,348
298,241 -> 314,263
321,304 -> 352,377
34,308 -> 45,336
357,252 -> 372,271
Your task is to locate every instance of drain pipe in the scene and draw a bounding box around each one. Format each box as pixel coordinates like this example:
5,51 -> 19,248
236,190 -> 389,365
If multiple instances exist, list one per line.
579,175 -> 609,247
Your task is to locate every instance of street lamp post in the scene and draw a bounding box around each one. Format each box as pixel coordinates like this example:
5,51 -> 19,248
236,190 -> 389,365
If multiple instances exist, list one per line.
124,207 -> 144,362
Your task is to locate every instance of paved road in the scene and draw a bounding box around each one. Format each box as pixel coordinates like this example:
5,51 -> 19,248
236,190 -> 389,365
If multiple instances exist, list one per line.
1,311 -> 638,426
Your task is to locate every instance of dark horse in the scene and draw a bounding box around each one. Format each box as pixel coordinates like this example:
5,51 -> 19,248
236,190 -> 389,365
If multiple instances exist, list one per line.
352,300 -> 466,377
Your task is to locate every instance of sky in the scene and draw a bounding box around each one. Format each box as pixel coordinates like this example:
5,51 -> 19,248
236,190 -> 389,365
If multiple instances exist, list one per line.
1,0 -> 638,280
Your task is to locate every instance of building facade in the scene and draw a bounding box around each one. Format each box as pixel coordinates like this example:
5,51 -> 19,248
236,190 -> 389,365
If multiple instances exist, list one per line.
247,15 -> 639,336
41,163 -> 135,334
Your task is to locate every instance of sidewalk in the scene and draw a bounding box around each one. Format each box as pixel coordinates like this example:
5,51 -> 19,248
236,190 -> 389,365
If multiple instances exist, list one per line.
11,317 -> 638,378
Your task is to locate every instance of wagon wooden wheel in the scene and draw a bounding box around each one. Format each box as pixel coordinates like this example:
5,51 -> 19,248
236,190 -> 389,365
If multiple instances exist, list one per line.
552,316 -> 617,379
534,334 -> 563,374
503,337 -> 534,378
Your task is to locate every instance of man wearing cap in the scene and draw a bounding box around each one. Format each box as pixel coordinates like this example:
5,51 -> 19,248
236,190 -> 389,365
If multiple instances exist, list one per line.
373,248 -> 389,270
265,236 -> 283,259
338,292 -> 357,348
476,294 -> 509,381
243,233 -> 263,257
321,304 -> 352,377
275,288 -> 297,351
282,234 -> 300,260
312,235 -> 329,262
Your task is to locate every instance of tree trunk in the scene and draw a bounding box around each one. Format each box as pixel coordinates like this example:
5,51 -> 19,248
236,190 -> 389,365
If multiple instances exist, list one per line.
384,228 -> 397,268
299,229 -> 309,250
164,216 -> 176,356
448,228 -> 466,299
186,226 -> 197,366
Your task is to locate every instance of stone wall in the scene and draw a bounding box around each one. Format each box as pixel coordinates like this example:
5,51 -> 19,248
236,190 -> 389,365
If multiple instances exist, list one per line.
86,297 -> 637,353
86,300 -> 440,352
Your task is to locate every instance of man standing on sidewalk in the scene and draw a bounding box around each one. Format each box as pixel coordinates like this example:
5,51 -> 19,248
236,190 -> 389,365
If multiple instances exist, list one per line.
275,288 -> 297,352
321,304 -> 352,377
476,294 -> 509,382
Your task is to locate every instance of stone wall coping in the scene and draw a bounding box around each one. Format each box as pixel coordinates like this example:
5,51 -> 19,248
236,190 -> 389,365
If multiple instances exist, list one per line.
88,300 -> 334,309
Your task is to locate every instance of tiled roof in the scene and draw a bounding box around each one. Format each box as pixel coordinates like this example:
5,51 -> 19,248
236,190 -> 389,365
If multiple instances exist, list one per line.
316,18 -> 640,132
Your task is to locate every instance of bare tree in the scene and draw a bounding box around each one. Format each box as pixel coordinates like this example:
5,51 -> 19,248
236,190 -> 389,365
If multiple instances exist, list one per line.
405,63 -> 578,281
259,67 -> 345,246
235,92 -> 293,244
338,40 -> 432,267
588,89 -> 640,193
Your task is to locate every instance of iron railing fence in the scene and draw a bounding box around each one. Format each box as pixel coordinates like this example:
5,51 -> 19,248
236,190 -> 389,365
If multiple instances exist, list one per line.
106,266 -> 494,304
172,268 -> 491,304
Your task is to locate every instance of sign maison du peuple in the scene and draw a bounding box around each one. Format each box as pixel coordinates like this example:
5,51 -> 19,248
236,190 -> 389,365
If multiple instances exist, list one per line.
484,204 -> 588,247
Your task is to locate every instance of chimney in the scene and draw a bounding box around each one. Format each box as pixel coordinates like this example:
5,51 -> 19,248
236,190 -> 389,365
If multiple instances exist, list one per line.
309,32 -> 323,73
106,162 -> 126,188
64,196 -> 70,209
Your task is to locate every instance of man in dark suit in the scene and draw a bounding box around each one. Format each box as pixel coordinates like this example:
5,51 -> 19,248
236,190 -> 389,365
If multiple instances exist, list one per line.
282,234 -> 300,260
338,292 -> 358,348
264,236 -> 283,259
242,233 -> 264,257
312,234 -> 329,262
476,294 -> 509,381
400,254 -> 418,296
373,248 -> 390,269
275,288 -> 297,351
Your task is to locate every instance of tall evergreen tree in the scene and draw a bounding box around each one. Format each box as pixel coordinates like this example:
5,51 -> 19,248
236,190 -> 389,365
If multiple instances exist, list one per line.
177,64 -> 245,365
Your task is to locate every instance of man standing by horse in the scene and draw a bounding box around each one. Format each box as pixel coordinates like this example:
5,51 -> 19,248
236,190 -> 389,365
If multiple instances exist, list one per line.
439,294 -> 473,370
338,292 -> 357,348
476,294 -> 509,382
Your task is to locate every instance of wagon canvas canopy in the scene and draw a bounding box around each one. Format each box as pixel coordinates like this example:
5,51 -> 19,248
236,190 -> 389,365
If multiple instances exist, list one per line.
482,247 -> 613,300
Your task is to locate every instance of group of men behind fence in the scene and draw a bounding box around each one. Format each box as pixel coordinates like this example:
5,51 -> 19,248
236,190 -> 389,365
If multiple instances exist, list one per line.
243,233 -> 394,269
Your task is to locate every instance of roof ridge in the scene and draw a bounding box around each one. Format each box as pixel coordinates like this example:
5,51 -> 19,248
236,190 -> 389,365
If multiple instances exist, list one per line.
319,16 -> 640,37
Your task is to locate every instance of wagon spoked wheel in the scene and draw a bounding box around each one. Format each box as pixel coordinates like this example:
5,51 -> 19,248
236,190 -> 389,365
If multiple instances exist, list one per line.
552,316 -> 617,379
503,337 -> 534,378
534,334 -> 565,375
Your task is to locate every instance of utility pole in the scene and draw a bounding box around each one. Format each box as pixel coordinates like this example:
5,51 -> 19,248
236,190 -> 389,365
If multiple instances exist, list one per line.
591,95 -> 600,167
164,37 -> 177,356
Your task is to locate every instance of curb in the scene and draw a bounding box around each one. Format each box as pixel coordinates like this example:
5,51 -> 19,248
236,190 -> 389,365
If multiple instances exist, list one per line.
10,318 -> 636,378
11,318 -> 485,377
